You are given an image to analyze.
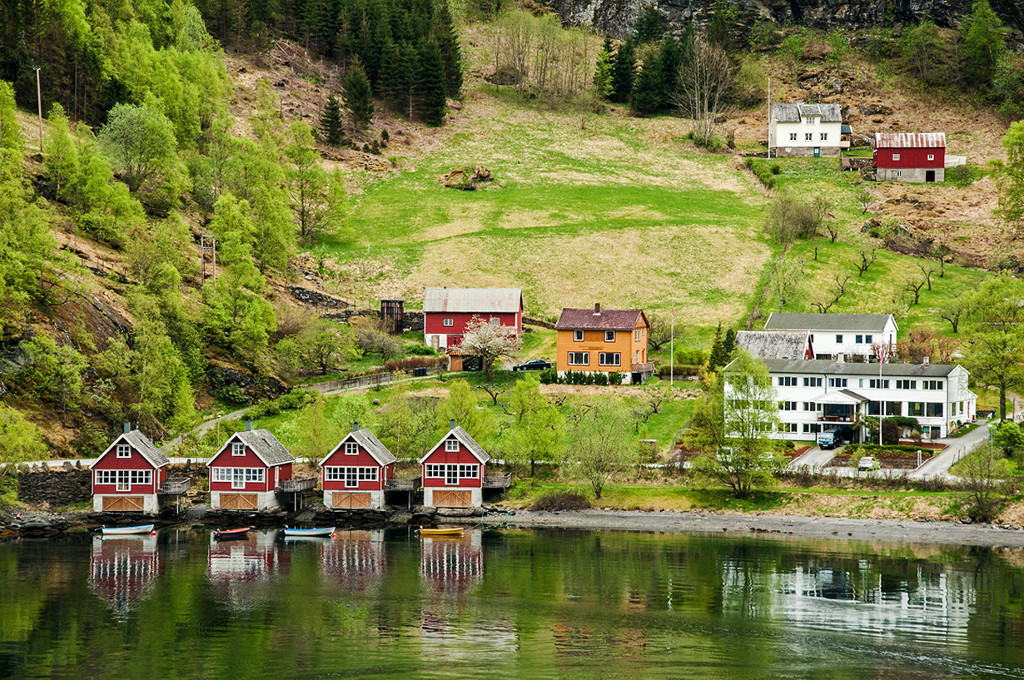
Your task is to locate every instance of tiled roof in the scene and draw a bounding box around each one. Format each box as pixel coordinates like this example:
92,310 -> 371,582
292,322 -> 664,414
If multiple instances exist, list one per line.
772,103 -> 842,123
764,313 -> 895,332
231,429 -> 295,466
735,331 -> 810,360
420,426 -> 491,464
752,358 -> 960,378
323,428 -> 397,466
875,132 -> 946,149
555,307 -> 647,331
423,288 -> 522,313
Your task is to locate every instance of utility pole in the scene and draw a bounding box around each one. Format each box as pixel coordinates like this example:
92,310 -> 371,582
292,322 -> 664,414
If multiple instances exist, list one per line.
670,304 -> 675,386
767,77 -> 771,160
33,66 -> 42,153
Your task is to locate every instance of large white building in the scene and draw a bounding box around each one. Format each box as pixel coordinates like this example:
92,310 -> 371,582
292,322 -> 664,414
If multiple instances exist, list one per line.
726,358 -> 976,441
764,313 -> 898,362
768,103 -> 843,158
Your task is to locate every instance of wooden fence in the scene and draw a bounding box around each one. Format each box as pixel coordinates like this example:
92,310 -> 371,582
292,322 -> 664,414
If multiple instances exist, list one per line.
301,366 -> 444,393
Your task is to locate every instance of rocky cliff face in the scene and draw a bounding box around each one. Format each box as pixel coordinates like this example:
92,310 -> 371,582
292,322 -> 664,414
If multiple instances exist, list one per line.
549,0 -> 1024,41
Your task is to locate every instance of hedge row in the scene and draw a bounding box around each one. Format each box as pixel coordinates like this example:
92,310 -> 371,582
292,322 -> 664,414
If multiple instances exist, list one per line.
539,369 -> 624,385
845,443 -> 937,458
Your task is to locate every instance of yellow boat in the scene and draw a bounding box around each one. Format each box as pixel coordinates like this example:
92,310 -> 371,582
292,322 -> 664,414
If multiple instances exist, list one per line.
417,527 -> 464,537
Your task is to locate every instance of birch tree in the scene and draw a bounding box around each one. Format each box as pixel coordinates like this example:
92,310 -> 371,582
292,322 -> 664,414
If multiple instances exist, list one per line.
675,37 -> 733,147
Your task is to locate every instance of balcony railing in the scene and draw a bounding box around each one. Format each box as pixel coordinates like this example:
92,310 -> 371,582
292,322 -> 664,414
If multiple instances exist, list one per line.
631,362 -> 655,374
385,476 -> 422,492
277,477 -> 317,493
158,478 -> 192,495
483,473 -> 512,489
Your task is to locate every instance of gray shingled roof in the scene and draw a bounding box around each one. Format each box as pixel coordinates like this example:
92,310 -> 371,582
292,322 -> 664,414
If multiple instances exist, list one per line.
423,288 -> 522,313
555,307 -> 647,331
736,330 -> 810,360
772,103 -> 842,123
352,429 -> 398,466
233,428 -> 295,466
764,312 -> 894,332
117,430 -> 169,468
420,425 -> 491,464
754,358 -> 959,378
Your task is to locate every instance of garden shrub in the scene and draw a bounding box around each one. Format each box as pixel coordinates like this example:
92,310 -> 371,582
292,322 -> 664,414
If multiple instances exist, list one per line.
531,491 -> 592,511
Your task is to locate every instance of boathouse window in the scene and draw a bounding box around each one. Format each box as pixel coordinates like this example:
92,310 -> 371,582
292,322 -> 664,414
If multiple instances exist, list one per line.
445,439 -> 459,452
458,464 -> 479,478
345,442 -> 358,455
116,444 -> 130,458
95,470 -> 117,485
325,467 -> 344,481
358,467 -> 378,482
244,468 -> 264,483
130,470 -> 151,485
232,442 -> 244,456
426,464 -> 444,478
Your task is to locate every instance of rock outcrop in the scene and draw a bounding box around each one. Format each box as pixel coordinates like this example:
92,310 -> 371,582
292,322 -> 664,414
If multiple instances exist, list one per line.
548,0 -> 1023,42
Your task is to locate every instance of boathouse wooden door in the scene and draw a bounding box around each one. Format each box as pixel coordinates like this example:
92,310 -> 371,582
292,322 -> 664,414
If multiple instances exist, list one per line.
221,493 -> 258,510
103,495 -> 144,512
433,490 -> 471,507
332,492 -> 371,509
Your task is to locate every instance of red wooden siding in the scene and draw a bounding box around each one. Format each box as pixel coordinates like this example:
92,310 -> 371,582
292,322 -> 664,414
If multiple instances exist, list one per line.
92,445 -> 165,495
422,441 -> 485,488
874,147 -> 945,169
209,440 -> 289,493
424,310 -> 522,343
321,445 -> 393,491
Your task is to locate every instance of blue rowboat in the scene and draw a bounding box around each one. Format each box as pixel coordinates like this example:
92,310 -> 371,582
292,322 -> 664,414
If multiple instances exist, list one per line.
282,526 -> 335,539
101,524 -> 155,536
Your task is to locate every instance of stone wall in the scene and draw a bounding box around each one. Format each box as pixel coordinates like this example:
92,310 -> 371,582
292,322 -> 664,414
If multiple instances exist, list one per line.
17,467 -> 92,506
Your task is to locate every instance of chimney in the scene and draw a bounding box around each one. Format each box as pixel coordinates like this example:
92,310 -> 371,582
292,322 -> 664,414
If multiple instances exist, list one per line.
594,303 -> 601,314
123,422 -> 130,434
450,419 -> 456,431
246,420 -> 253,431
353,421 -> 359,432
923,356 -> 930,365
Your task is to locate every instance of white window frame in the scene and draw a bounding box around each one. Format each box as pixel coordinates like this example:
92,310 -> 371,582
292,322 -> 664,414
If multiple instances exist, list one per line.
95,470 -> 116,485
446,465 -> 459,485
345,467 -> 358,488
345,441 -> 358,455
927,154 -> 935,161
604,331 -> 615,342
443,318 -> 454,327
599,352 -> 620,366
445,439 -> 460,452
232,442 -> 244,457
116,470 -> 130,492
568,352 -> 589,366
325,467 -> 344,482
893,153 -> 900,161
358,467 -> 378,482
116,444 -> 131,459
425,464 -> 445,478
489,317 -> 500,326
789,133 -> 797,141
573,330 -> 584,342
805,133 -> 813,141
634,329 -> 641,341
820,133 -> 828,141
232,468 -> 246,489
244,468 -> 264,484
212,468 -> 232,483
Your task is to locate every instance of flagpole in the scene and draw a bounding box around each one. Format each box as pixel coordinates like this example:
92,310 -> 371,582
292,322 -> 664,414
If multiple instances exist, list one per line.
670,305 -> 675,386
878,344 -> 884,445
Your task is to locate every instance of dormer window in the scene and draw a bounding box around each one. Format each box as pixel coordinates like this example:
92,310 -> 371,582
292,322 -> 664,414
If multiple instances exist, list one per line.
345,441 -> 358,455
807,117 -> 817,125
605,331 -> 615,342
445,439 -> 459,452
232,442 -> 244,456
116,444 -> 130,458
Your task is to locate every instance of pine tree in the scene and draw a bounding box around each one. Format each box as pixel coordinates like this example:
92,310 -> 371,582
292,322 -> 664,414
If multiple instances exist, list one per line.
633,5 -> 664,44
657,33 -> 682,101
380,41 -> 403,112
320,95 -> 344,144
593,37 -> 614,98
416,39 -> 447,127
723,328 -> 736,360
962,0 -> 1006,88
707,0 -> 736,50
343,60 -> 375,131
434,0 -> 463,98
706,323 -> 725,371
630,56 -> 663,115
609,41 -> 636,103
398,41 -> 419,119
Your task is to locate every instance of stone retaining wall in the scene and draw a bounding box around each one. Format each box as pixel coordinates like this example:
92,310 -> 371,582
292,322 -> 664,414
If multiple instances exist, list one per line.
17,467 -> 92,506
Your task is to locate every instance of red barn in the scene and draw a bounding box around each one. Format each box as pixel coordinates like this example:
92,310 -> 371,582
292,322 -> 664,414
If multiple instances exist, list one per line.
423,287 -> 523,351
320,425 -> 397,509
419,422 -> 490,508
874,132 -> 946,183
92,428 -> 168,513
208,426 -> 294,511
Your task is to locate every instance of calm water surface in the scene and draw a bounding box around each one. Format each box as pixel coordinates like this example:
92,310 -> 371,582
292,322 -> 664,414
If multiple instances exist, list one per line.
2,527 -> 1024,679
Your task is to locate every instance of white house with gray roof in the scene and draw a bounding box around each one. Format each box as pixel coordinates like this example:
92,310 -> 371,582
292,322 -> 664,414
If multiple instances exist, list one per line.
764,313 -> 898,361
769,103 -> 843,158
725,358 -> 976,442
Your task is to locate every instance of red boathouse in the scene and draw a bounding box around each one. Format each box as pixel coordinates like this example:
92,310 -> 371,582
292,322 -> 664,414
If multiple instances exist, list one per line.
208,425 -> 294,511
320,424 -> 397,509
874,132 -> 946,183
419,421 -> 490,508
92,427 -> 169,513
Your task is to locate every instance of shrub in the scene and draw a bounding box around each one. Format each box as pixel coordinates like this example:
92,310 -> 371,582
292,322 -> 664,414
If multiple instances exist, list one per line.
846,443 -> 936,458
746,157 -> 776,189
609,372 -> 624,385
407,345 -> 439,356
731,59 -> 768,107
531,491 -> 592,511
763,192 -> 830,244
383,356 -> 445,372
244,389 -> 317,420
946,165 -> 979,187
675,348 -> 707,365
539,368 -> 557,384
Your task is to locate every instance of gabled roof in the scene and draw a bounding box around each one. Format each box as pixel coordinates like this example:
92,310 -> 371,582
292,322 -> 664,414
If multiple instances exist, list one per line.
764,312 -> 896,333
555,307 -> 648,331
423,288 -> 522,314
771,103 -> 842,123
875,132 -> 946,149
736,330 -> 810,360
96,430 -> 169,468
322,428 -> 397,467
211,428 -> 294,467
750,358 -> 961,378
419,426 -> 490,464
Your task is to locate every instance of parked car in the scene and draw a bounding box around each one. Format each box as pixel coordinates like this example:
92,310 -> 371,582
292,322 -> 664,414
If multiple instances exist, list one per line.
858,456 -> 880,471
818,426 -> 852,450
513,358 -> 552,372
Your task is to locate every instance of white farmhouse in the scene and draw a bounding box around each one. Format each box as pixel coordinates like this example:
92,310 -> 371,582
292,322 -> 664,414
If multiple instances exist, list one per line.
764,313 -> 897,362
725,357 -> 976,442
768,103 -> 843,158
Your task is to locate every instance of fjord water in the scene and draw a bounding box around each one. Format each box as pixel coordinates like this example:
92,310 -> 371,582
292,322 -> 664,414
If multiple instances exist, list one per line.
3,529 -> 1024,680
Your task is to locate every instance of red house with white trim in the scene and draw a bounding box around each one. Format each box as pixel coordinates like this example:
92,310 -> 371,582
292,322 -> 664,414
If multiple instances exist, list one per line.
208,426 -> 294,511
419,422 -> 490,508
320,425 -> 397,509
423,288 -> 523,351
874,132 -> 946,183
92,428 -> 169,513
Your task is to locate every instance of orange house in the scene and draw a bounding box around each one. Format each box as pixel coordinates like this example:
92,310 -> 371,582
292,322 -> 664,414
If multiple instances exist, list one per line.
554,304 -> 653,384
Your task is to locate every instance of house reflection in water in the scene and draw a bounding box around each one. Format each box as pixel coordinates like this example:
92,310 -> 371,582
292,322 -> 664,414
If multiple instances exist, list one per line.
89,534 -> 163,618
420,531 -> 484,595
207,530 -> 287,608
320,529 -> 387,592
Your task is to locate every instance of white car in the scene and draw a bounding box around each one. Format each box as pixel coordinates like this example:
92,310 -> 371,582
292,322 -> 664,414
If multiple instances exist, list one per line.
857,456 -> 880,471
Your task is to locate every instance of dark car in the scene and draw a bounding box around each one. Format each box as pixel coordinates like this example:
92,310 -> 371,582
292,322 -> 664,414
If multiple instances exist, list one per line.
513,358 -> 552,372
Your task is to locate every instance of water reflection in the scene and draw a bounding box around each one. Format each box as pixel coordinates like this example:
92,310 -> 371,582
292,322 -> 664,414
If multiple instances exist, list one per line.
420,531 -> 483,594
89,534 -> 162,618
321,529 -> 387,592
207,530 -> 286,608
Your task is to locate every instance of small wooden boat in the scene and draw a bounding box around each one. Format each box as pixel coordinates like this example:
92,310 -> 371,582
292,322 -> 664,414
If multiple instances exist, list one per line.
417,527 -> 464,537
101,524 -> 155,536
282,526 -> 336,539
213,527 -> 252,541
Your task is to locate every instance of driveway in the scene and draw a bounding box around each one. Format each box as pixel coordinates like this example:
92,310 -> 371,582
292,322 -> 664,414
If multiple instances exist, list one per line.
789,446 -> 836,470
910,420 -> 992,480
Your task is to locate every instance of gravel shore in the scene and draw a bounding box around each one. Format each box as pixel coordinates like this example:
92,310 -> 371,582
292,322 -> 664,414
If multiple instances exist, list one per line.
477,509 -> 1024,548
